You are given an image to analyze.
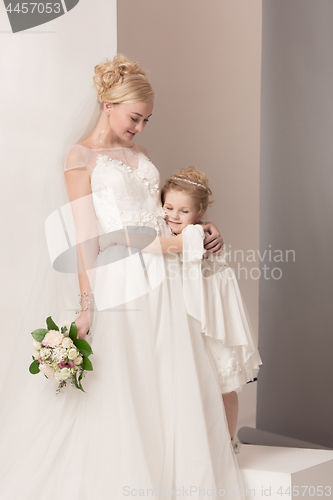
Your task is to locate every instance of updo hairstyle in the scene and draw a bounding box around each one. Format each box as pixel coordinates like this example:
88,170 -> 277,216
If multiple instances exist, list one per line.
161,166 -> 215,216
93,54 -> 154,105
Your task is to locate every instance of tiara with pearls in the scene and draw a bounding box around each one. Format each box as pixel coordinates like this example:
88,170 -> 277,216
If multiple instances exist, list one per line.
169,176 -> 208,191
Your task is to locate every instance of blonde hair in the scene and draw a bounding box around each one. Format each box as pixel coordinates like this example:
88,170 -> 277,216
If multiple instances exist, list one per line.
161,167 -> 215,217
93,54 -> 154,104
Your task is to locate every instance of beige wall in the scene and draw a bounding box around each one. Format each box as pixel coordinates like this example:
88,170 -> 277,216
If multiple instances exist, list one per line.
118,0 -> 262,338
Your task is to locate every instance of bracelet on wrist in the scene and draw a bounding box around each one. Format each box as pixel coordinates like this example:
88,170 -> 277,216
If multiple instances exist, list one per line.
76,292 -> 94,314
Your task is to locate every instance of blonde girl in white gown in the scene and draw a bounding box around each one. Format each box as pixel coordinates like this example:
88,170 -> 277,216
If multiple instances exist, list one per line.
157,166 -> 262,450
0,55 -> 246,499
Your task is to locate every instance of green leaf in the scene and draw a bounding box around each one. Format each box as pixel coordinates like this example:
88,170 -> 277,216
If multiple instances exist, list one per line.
78,370 -> 85,392
82,356 -> 93,371
29,360 -> 40,374
31,328 -> 48,342
73,372 -> 85,392
73,339 -> 93,357
72,372 -> 79,389
46,316 -> 59,331
69,322 -> 78,341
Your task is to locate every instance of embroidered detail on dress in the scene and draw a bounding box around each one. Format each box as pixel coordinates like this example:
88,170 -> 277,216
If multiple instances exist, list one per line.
96,154 -> 159,198
202,251 -> 230,277
104,206 -> 166,236
205,338 -> 241,385
92,179 -> 123,228
96,155 -> 124,169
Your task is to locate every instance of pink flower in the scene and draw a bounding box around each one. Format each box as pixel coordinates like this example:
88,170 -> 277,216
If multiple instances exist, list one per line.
58,360 -> 74,369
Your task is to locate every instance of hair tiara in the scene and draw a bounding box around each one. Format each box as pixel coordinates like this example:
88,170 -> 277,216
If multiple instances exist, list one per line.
169,176 -> 208,191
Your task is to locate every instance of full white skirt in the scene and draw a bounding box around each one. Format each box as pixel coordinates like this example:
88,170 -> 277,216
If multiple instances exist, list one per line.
0,247 -> 245,499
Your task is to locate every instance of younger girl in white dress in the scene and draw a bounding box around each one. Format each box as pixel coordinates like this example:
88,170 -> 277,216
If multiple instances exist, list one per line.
159,166 -> 262,450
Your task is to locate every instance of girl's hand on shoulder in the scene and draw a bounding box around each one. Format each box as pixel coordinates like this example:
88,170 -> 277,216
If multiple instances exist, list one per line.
202,221 -> 224,254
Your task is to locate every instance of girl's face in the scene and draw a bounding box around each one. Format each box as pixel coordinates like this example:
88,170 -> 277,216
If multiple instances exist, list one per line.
105,101 -> 154,142
163,189 -> 203,234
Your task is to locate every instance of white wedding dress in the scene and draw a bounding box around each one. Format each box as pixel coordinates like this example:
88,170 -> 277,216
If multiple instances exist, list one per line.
0,145 -> 246,499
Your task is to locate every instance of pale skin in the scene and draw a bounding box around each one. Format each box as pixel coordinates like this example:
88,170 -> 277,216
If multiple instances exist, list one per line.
65,100 -> 225,340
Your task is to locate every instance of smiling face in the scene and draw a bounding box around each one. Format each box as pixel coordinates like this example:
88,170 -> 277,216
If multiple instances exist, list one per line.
163,189 -> 204,234
105,101 -> 154,143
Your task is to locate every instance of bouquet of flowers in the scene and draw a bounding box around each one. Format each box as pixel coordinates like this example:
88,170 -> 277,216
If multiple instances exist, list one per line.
29,316 -> 93,393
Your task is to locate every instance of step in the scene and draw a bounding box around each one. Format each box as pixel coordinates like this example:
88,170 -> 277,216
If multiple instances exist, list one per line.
236,444 -> 333,499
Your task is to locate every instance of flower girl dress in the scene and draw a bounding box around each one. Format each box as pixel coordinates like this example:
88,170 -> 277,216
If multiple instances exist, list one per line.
0,145 -> 246,499
180,224 -> 262,395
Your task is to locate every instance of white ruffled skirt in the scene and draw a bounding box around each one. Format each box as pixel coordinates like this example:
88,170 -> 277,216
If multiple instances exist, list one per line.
181,224 -> 262,395
202,266 -> 262,394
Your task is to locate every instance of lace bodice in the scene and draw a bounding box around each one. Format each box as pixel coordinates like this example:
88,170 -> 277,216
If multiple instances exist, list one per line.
65,144 -> 166,235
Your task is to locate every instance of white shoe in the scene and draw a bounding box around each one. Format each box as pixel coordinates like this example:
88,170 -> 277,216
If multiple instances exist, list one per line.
231,436 -> 241,454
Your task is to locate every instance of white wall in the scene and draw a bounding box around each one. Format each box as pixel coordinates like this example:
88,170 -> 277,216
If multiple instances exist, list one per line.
0,0 -> 117,376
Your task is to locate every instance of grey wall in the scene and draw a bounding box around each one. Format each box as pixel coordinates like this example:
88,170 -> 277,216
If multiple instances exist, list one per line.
257,0 -> 333,448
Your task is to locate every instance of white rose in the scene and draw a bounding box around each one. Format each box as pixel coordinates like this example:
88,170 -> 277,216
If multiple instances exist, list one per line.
59,368 -> 70,380
43,330 -> 63,348
73,355 -> 83,366
61,337 -> 73,349
62,320 -> 72,336
40,347 -> 51,360
53,347 -> 67,363
33,340 -> 41,350
32,348 -> 40,359
40,363 -> 56,381
68,348 -> 79,360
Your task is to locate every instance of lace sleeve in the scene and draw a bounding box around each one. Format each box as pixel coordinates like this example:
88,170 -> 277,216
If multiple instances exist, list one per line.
64,145 -> 89,174
135,144 -> 150,159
